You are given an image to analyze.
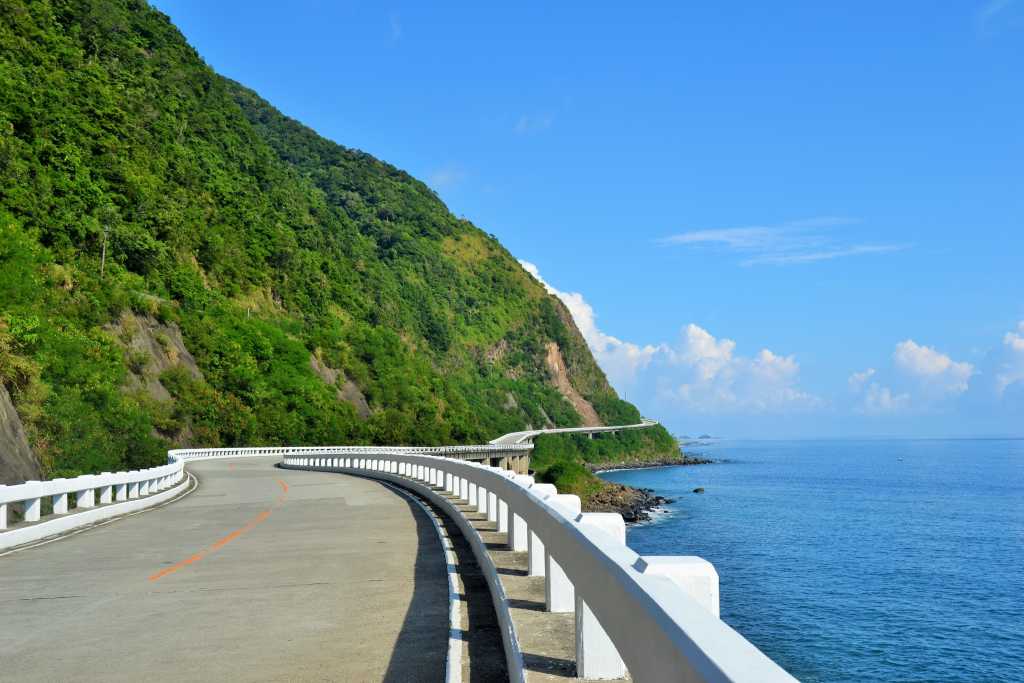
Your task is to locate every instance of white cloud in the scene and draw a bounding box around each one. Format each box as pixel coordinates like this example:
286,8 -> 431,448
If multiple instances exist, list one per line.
849,367 -> 909,414
996,321 -> 1024,394
893,340 -> 974,395
660,217 -> 909,267
744,244 -> 907,266
519,261 -> 819,414
848,368 -> 876,390
661,325 -> 821,414
519,261 -> 658,388
861,383 -> 911,414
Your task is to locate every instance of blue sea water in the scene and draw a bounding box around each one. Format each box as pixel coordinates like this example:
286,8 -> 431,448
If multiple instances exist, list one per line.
600,439 -> 1024,682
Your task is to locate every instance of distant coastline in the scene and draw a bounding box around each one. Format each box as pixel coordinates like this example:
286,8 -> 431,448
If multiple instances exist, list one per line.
589,449 -> 714,474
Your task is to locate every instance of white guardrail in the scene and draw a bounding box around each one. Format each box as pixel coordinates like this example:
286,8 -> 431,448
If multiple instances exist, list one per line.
0,443 -> 795,682
0,444 -> 530,551
281,451 -> 797,683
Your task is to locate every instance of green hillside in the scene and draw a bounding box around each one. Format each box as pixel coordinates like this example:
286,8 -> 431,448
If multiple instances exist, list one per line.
0,0 -> 677,494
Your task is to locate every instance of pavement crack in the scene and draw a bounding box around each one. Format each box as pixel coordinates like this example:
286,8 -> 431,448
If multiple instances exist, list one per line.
18,594 -> 85,601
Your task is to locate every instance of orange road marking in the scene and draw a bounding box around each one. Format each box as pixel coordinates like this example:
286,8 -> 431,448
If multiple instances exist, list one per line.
149,480 -> 288,582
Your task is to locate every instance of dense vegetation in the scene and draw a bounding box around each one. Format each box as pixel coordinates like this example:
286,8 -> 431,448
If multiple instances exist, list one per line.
0,0 -> 677,493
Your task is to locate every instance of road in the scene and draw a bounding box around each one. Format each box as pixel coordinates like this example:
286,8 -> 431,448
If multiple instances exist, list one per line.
0,457 -> 448,682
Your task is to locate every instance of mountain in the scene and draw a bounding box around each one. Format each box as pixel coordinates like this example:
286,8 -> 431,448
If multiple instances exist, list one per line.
0,0 -> 677,495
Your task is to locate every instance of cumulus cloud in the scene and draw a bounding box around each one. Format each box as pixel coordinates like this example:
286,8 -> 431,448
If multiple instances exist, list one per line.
848,368 -> 876,390
996,321 -> 1024,394
893,339 -> 974,395
849,341 -> 976,414
519,261 -> 658,388
520,259 -> 820,414
660,325 -> 821,414
861,383 -> 911,414
849,367 -> 909,414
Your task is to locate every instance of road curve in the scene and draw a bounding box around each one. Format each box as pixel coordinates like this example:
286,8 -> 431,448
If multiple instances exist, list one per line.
489,418 -> 660,445
0,457 -> 448,682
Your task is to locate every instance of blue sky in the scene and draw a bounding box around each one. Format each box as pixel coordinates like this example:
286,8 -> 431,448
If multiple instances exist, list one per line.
152,0 -> 1023,437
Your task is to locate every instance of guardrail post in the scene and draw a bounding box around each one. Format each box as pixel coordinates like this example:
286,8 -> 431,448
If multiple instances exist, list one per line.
128,480 -> 139,499
0,501 -> 6,529
115,483 -> 127,501
545,494 -> 581,612
497,498 -> 509,533
99,480 -> 113,504
528,484 -> 557,575
459,477 -> 469,500
575,513 -> 627,679
76,487 -> 95,509
477,486 -> 488,514
140,479 -> 150,496
508,475 -> 534,551
487,491 -> 498,522
21,483 -> 42,521
444,472 -> 453,493
468,482 -> 477,506
52,488 -> 68,515
634,556 -> 721,617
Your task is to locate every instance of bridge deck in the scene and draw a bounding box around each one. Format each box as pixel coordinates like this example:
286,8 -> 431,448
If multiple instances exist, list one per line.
0,458 -> 448,682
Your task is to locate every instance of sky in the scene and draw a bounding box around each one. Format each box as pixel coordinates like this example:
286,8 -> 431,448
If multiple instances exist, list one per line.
151,0 -> 1023,438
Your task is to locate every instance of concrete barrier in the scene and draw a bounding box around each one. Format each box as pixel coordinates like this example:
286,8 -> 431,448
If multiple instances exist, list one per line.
281,452 -> 797,683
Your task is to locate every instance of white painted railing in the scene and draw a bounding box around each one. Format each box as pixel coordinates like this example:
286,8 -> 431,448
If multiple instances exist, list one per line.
0,453 -> 189,550
169,443 -> 532,460
281,451 -> 796,683
0,443 -> 530,550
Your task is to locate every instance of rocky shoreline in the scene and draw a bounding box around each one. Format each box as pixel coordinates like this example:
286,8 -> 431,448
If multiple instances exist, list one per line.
587,451 -> 713,522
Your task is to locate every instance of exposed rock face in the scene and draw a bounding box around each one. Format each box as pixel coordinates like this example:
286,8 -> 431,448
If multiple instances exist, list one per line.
544,342 -> 601,427
106,311 -> 203,402
0,384 -> 41,485
309,353 -> 371,419
502,391 -> 518,411
484,338 -> 508,365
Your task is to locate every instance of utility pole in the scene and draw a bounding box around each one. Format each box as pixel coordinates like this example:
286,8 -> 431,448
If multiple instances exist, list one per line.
100,223 -> 110,279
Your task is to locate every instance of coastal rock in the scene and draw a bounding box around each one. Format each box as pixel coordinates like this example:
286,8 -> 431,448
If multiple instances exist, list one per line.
693,487 -> 705,494
587,484 -> 670,522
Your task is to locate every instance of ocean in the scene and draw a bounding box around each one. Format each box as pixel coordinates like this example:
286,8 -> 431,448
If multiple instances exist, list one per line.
599,439 -> 1024,682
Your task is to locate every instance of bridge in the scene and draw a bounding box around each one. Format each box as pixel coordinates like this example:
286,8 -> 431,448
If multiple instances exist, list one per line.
0,425 -> 796,682
489,418 -> 661,445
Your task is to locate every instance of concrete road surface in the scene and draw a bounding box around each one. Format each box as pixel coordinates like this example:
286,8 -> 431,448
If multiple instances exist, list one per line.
0,457 -> 448,682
